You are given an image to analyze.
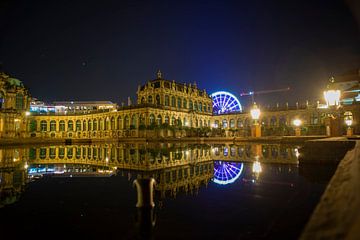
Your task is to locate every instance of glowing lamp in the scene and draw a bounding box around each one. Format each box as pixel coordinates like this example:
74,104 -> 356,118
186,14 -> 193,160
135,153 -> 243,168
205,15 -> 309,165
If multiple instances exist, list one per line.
293,119 -> 302,127
25,111 -> 31,116
252,161 -> 262,174
250,103 -> 261,121
324,90 -> 341,107
344,111 -> 353,127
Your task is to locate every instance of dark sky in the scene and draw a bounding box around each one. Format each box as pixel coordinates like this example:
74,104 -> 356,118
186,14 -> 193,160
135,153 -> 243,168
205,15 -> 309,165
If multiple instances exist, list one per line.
0,0 -> 359,108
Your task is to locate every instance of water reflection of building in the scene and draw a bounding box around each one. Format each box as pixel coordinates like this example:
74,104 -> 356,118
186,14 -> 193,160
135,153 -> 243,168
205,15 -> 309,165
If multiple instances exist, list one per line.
0,148 -> 28,208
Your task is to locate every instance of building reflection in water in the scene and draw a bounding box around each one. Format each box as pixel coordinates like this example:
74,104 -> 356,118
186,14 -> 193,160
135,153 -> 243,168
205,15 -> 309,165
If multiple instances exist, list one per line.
0,142 -> 306,238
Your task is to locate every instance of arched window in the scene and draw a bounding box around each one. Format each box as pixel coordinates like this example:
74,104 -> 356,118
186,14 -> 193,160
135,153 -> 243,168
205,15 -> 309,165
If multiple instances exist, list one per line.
171,116 -> 176,125
177,117 -> 182,126
99,118 -> 104,130
68,120 -> 74,131
203,104 -> 207,112
230,119 -> 235,128
183,99 -> 187,109
164,115 -> 169,124
149,114 -> 155,125
16,93 -> 24,110
83,120 -> 87,131
237,119 -> 243,128
59,120 -> 65,131
214,120 -> 219,128
157,115 -> 162,125
111,117 -> 115,130
156,95 -> 160,105
189,100 -> 193,110
50,120 -> 56,131
194,101 -> 198,111
76,120 -> 81,131
141,97 -> 145,104
199,119 -> 203,127
148,95 -> 153,103
222,119 -> 228,128
177,98 -> 181,108
199,102 -> 202,112
40,120 -> 47,132
93,119 -> 98,130
183,117 -> 187,126
88,120 -> 92,131
171,96 -> 176,107
165,95 -> 169,106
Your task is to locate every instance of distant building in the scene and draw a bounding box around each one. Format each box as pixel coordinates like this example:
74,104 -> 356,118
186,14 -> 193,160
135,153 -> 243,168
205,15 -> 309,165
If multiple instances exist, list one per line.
52,101 -> 118,114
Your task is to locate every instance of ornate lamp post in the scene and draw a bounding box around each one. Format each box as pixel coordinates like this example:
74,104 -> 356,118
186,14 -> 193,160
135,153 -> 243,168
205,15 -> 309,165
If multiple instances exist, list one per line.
250,102 -> 261,137
323,79 -> 341,137
344,111 -> 353,137
293,119 -> 302,137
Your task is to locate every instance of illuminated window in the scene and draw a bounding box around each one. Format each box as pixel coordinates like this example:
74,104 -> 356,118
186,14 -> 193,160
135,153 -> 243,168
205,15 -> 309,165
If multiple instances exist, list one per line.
40,120 -> 47,132
59,120 -> 65,131
68,120 -> 74,131
50,120 -> 56,131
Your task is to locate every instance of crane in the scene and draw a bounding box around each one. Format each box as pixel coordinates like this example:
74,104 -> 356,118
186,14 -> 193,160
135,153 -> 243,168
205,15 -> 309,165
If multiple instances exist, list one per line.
240,87 -> 290,103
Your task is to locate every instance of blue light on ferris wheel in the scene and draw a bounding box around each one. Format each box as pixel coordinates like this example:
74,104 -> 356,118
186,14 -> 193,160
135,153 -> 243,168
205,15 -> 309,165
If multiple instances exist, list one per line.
213,161 -> 244,185
211,91 -> 242,115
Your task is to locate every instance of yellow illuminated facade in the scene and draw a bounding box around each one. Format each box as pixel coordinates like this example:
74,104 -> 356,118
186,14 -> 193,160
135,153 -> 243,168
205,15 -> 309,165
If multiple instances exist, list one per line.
1,70 -> 359,140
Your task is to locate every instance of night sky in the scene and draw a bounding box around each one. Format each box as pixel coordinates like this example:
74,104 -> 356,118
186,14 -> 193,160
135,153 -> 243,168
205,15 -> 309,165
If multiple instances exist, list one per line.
0,0 -> 359,108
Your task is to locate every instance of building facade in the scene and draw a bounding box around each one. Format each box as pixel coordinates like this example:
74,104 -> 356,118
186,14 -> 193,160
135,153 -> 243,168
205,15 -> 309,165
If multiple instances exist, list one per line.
0,73 -> 31,138
0,70 -> 359,140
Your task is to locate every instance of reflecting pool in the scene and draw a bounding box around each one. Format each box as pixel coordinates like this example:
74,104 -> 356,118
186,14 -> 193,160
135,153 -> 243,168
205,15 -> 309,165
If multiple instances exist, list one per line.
0,143 -> 335,239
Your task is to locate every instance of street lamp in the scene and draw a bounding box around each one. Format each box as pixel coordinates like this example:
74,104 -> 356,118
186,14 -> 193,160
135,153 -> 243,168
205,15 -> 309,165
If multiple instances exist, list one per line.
250,102 -> 261,137
293,119 -> 302,136
323,78 -> 342,136
344,111 -> 353,137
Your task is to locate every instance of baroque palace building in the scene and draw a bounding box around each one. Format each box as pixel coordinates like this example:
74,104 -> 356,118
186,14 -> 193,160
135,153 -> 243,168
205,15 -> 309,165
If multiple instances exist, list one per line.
1,70 -> 359,139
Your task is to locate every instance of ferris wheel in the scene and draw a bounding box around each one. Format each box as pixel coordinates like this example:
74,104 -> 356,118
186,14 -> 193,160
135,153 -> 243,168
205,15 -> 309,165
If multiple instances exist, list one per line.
213,161 -> 244,185
211,91 -> 242,114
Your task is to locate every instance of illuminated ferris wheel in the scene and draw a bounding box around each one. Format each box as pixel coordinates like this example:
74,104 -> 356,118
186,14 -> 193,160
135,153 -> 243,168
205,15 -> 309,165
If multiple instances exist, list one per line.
213,161 -> 244,185
211,91 -> 242,114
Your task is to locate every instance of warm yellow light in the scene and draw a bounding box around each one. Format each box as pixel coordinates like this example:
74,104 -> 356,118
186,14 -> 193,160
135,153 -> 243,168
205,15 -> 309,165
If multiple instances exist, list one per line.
25,111 -> 31,116
250,103 -> 261,120
324,90 -> 341,106
293,119 -> 302,127
344,111 -> 353,127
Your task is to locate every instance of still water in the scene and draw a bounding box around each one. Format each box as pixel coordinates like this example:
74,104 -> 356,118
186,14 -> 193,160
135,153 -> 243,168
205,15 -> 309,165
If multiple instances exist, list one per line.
0,143 -> 335,239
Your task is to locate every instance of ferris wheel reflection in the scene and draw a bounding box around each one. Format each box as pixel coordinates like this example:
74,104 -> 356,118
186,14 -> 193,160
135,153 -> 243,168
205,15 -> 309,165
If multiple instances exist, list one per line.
212,161 -> 244,185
